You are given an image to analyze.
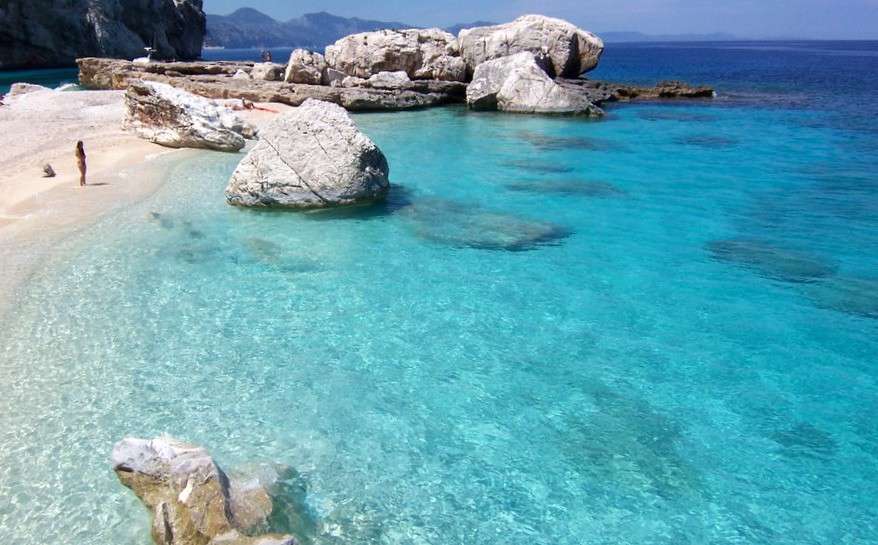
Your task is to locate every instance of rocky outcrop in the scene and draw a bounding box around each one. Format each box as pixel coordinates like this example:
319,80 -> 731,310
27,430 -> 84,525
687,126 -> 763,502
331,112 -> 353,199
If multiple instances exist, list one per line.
124,80 -> 253,152
367,71 -> 413,90
0,0 -> 205,70
111,436 -> 297,545
78,58 -> 467,111
250,63 -> 285,81
6,83 -> 52,98
324,28 -> 466,82
226,99 -> 390,209
283,50 -> 326,85
467,53 -> 601,115
554,78 -> 716,104
458,15 -> 604,78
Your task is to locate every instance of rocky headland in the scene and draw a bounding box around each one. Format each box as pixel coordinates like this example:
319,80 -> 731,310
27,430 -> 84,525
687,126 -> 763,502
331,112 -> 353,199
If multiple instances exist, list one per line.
76,15 -> 713,114
0,0 -> 205,69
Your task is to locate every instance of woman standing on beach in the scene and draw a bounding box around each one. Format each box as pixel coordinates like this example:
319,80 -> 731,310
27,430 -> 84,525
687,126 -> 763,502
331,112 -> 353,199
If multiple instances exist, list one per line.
75,141 -> 86,187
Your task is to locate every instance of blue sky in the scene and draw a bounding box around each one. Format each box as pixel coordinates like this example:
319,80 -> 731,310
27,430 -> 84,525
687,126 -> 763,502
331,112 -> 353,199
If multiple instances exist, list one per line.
206,0 -> 878,39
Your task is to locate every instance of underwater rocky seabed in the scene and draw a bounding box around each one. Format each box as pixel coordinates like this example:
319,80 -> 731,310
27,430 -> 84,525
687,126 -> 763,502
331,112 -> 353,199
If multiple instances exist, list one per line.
1,42 -> 878,544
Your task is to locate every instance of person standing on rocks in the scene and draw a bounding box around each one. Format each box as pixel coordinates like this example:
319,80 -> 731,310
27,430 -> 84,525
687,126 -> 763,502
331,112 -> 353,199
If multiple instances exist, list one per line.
75,141 -> 87,187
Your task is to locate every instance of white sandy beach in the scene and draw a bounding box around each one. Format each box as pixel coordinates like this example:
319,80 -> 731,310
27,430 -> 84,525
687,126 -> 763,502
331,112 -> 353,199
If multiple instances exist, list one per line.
0,87 -> 290,314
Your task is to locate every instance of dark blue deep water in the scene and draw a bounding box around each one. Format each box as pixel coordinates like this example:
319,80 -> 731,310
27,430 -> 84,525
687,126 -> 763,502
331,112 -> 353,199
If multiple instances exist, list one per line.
1,42 -> 877,545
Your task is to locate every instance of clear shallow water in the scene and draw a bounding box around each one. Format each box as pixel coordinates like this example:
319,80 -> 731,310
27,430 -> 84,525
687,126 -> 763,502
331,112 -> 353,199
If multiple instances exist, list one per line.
1,43 -> 878,544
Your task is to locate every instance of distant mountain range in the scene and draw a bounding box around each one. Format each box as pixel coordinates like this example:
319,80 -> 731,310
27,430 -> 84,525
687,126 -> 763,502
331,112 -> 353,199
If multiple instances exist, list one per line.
204,8 -> 739,50
204,8 -> 408,49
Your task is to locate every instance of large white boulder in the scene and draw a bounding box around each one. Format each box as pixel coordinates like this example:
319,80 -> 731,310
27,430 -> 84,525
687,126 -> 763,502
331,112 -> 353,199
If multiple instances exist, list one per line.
467,52 -> 600,115
283,49 -> 326,85
324,28 -> 466,82
225,99 -> 390,209
124,80 -> 253,152
7,82 -> 52,97
250,62 -> 285,81
458,15 -> 604,78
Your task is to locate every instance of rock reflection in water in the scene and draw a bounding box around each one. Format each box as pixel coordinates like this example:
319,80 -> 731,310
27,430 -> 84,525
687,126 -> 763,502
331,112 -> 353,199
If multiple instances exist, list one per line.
302,185 -> 414,221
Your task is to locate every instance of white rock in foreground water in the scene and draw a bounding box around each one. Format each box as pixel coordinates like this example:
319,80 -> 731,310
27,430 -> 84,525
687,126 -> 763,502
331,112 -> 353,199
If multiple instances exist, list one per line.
458,15 -> 604,77
124,80 -> 253,152
467,52 -> 600,115
226,99 -> 390,209
111,436 -> 297,545
7,82 -> 51,97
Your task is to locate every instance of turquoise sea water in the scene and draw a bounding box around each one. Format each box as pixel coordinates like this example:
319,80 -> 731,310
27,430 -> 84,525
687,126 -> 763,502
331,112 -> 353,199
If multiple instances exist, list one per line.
0,67 -> 78,94
1,43 -> 877,544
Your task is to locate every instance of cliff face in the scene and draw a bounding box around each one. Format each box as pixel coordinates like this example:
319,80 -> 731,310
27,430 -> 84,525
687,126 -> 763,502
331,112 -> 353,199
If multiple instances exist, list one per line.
0,0 -> 205,69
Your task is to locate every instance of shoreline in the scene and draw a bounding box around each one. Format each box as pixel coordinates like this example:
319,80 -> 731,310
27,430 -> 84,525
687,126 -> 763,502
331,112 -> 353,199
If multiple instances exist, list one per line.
0,88 -> 289,317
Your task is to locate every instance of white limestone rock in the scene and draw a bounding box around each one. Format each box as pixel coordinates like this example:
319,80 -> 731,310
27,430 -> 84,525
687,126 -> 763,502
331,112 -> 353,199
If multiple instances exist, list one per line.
467,52 -> 600,115
226,99 -> 390,209
124,80 -> 253,152
283,49 -> 326,85
111,436 -> 296,545
7,82 -> 51,97
324,28 -> 466,82
250,62 -> 285,81
367,71 -> 413,90
458,15 -> 604,78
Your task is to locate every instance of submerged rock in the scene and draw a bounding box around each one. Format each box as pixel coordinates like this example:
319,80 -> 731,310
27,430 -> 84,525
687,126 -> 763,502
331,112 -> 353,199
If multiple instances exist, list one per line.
502,159 -> 574,174
770,423 -> 837,459
517,130 -> 618,151
636,109 -> 717,122
805,276 -> 878,319
124,80 -> 253,152
111,436 -> 297,545
467,52 -> 600,115
225,99 -> 390,209
284,49 -> 326,85
505,179 -> 624,197
706,239 -> 838,283
403,198 -> 570,251
458,15 -> 604,78
324,28 -> 466,82
675,134 -> 738,148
